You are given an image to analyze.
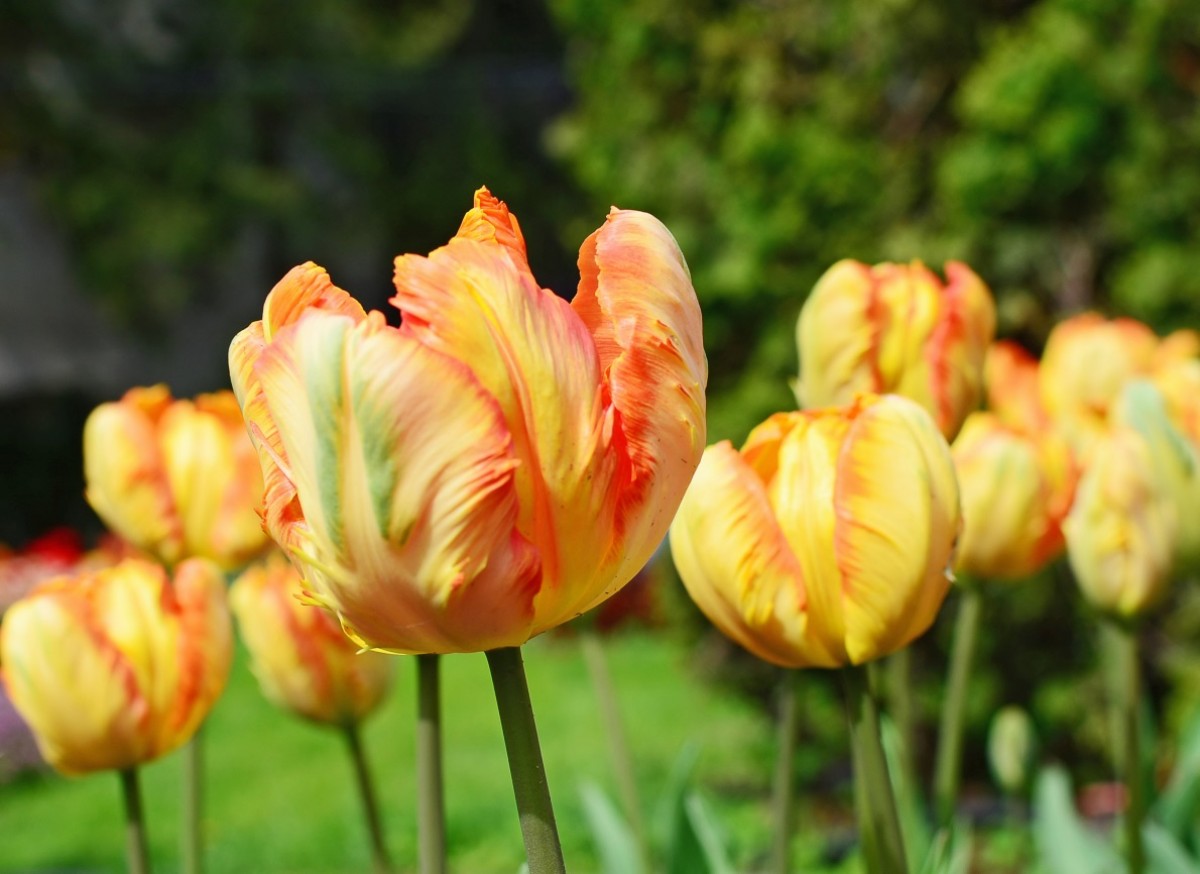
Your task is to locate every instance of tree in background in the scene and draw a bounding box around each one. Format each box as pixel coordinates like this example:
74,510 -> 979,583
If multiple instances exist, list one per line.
549,0 -> 1200,441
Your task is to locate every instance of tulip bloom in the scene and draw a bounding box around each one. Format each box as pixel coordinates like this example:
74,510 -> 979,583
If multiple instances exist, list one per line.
229,188 -> 706,654
952,412 -> 1076,580
1064,427 -> 1176,619
230,553 -> 394,726
1038,313 -> 1159,455
985,341 -> 1049,434
670,393 -> 961,668
0,558 -> 232,775
84,385 -> 270,570
795,260 -> 995,441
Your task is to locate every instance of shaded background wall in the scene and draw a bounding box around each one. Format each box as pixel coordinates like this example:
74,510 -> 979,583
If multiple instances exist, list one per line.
2,0 -> 1199,545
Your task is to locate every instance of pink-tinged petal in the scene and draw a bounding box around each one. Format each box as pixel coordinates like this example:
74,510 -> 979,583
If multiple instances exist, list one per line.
392,221 -> 618,629
252,310 -> 540,653
670,443 -> 840,668
831,396 -> 960,664
572,208 -> 708,607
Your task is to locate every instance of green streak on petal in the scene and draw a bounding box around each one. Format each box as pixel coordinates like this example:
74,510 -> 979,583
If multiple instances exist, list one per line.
305,326 -> 347,554
350,369 -> 397,542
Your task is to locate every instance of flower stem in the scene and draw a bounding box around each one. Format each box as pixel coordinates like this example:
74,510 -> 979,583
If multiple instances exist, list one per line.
580,628 -> 649,869
182,729 -> 203,874
842,664 -> 908,874
486,646 -> 566,874
416,653 -> 446,874
119,767 -> 150,874
344,720 -> 392,874
770,669 -> 800,874
1107,620 -> 1145,874
934,584 -> 983,827
885,648 -> 918,797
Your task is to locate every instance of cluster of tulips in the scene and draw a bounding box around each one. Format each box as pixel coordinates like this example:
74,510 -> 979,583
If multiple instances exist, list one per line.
0,188 -> 1196,874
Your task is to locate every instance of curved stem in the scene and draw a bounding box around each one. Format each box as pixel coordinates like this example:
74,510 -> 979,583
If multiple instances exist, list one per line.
119,767 -> 151,874
1108,620 -> 1145,874
580,629 -> 649,869
770,669 -> 800,874
416,653 -> 446,874
486,646 -> 566,874
933,584 -> 984,826
182,729 -> 203,874
842,664 -> 908,874
344,721 -> 392,874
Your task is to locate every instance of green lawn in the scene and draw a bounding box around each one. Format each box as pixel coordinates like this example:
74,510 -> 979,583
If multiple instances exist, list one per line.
0,631 -> 781,873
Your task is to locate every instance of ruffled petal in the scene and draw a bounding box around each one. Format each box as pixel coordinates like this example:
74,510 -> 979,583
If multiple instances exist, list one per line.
572,208 -> 707,608
252,310 -> 540,653
392,208 -> 616,630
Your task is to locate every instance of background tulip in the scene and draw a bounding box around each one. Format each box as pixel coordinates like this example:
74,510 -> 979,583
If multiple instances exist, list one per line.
229,188 -> 707,655
670,393 -> 961,668
230,552 -> 394,726
84,385 -> 270,570
794,259 -> 996,441
0,557 -> 232,775
1038,313 -> 1159,456
1064,427 -> 1176,619
951,411 -> 1075,580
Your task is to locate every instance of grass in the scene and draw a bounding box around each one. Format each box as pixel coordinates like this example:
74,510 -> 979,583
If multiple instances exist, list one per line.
0,630 -> 776,874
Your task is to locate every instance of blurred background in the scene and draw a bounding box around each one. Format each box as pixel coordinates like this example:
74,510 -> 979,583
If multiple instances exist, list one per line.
5,0 -> 1200,545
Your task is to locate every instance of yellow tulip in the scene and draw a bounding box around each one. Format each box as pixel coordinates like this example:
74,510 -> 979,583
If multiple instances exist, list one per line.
84,385 -> 270,570
0,558 -> 232,775
229,188 -> 706,654
1038,313 -> 1159,456
952,412 -> 1076,580
230,553 -> 394,726
984,340 -> 1049,434
669,393 -> 960,668
1111,380 -> 1200,573
795,260 -> 996,441
1064,427 -> 1176,619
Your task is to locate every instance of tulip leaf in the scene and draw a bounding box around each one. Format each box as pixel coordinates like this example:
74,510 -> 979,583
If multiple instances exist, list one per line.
917,821 -> 973,874
1033,765 -> 1123,874
654,742 -> 701,853
1155,704 -> 1200,847
683,792 -> 735,874
880,713 -> 933,869
1143,820 -> 1200,874
579,781 -> 645,874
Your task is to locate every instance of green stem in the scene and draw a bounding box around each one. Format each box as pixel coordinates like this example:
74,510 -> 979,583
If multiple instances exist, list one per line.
119,767 -> 150,874
486,646 -> 566,874
580,629 -> 649,870
344,721 -> 392,874
886,648 -> 918,798
933,584 -> 984,826
842,664 -> 908,874
417,653 -> 446,874
182,729 -> 203,874
770,670 -> 800,874
1108,620 -> 1145,874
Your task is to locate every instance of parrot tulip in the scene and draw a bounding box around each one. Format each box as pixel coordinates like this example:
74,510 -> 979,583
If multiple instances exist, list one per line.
1064,427 -> 1176,619
794,259 -> 996,441
0,557 -> 232,775
951,412 -> 1076,580
84,385 -> 270,570
670,393 -> 961,668
230,553 -> 394,726
229,187 -> 706,655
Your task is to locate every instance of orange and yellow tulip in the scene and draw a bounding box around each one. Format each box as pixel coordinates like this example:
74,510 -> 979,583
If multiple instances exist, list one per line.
985,341 -> 1049,434
230,553 -> 394,726
1064,426 -> 1176,619
0,558 -> 232,775
669,393 -> 961,668
84,385 -> 269,570
951,412 -> 1075,580
795,260 -> 995,441
1038,313 -> 1159,455
229,188 -> 707,654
